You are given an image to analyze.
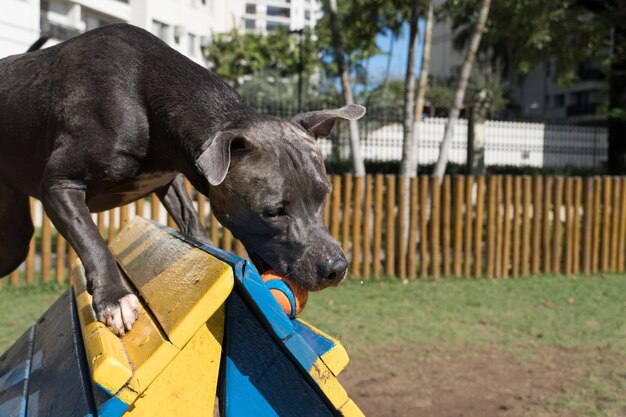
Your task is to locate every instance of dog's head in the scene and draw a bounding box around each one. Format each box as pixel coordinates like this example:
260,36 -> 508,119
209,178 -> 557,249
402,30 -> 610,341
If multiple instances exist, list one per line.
195,104 -> 366,291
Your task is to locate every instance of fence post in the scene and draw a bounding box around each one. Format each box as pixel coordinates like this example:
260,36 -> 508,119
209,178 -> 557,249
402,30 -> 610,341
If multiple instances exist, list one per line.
331,175 -> 342,241
420,176 -> 429,279
553,177 -> 564,274
619,179 -> 626,272
41,212 -> 52,284
610,177 -> 621,272
408,177 -> 419,280
601,177 -> 612,272
430,178 -> 441,280
592,177 -> 602,273
464,176 -> 474,278
352,176 -> 364,279
512,176 -> 522,277
362,175 -> 373,279
486,176 -> 497,279
543,177 -> 553,273
442,176 -> 452,278
532,176 -> 543,275
453,176 -> 465,277
397,176 -> 407,281
474,177 -> 485,278
564,178 -> 574,276
373,174 -> 384,279
502,176 -> 513,278
385,175 -> 396,278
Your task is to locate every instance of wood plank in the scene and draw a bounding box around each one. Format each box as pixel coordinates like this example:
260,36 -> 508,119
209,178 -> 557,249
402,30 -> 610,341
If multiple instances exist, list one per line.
611,177 -> 621,272
108,207 -> 117,241
397,176 -> 407,280
453,176 -> 465,277
564,178 -> 574,276
474,177 -> 485,278
223,227 -> 233,252
27,291 -> 96,417
592,177 -> 602,273
502,176 -> 513,278
41,213 -> 52,284
420,176 -> 429,278
495,176 -> 504,278
486,176 -> 497,279
331,175 -> 342,241
342,174 -> 352,256
56,234 -> 66,284
362,175 -> 373,279
97,212 -> 106,238
543,177 -> 553,273
352,176 -> 364,278
373,174 -> 384,279
196,193 -> 206,227
210,213 -> 219,246
582,178 -> 594,275
408,177 -> 419,280
620,179 -> 626,271
430,177 -> 441,280
151,194 -> 160,223
235,240 -> 246,258
601,177 -> 612,272
464,176 -> 474,278
552,177 -> 564,274
532,176 -> 543,275
573,178 -> 582,275
136,197 -> 145,219
442,176 -> 452,278
512,176 -> 522,277
0,327 -> 34,417
120,204 -> 130,229
385,176 -> 396,278
521,177 -> 532,277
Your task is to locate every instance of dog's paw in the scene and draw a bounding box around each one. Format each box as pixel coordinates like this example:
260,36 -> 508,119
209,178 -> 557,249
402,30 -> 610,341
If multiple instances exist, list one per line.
97,294 -> 141,336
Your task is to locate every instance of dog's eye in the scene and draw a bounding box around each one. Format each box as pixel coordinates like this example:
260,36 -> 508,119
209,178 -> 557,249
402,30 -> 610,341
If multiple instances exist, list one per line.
263,204 -> 288,218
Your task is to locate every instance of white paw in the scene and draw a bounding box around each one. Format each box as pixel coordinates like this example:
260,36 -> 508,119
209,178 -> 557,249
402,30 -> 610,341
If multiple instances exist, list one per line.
98,294 -> 141,336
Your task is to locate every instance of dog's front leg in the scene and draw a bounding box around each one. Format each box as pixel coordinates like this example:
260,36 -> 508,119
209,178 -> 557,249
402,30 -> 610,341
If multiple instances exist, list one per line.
156,174 -> 211,242
41,181 -> 140,336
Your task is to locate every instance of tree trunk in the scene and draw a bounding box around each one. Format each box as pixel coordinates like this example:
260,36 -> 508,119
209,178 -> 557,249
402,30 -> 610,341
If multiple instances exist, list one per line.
467,90 -> 489,175
414,1 -> 433,124
327,0 -> 366,177
399,0 -> 420,178
432,0 -> 492,179
608,24 -> 626,174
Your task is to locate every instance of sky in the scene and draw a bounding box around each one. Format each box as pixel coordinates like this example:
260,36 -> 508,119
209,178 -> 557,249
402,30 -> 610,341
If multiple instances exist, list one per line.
366,20 -> 426,84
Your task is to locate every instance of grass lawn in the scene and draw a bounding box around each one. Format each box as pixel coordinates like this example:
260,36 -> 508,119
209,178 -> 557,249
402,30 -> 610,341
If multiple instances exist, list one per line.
1,274 -> 624,416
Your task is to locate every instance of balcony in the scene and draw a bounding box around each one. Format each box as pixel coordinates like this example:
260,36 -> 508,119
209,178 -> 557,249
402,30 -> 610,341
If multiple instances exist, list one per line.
41,20 -> 82,41
566,103 -> 599,117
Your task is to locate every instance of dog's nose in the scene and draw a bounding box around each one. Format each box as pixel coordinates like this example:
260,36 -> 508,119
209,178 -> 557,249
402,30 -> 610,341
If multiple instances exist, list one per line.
322,256 -> 348,285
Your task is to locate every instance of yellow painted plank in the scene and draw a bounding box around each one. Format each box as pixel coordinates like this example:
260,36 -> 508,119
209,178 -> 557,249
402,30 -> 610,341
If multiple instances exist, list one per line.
127,248 -> 233,348
126,307 -> 225,417
309,357 -> 349,410
296,319 -> 349,376
72,265 -> 133,395
339,399 -> 366,417
111,217 -> 234,348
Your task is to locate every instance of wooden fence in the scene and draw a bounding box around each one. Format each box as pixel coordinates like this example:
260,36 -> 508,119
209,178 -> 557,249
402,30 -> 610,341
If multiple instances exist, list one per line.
3,175 -> 626,287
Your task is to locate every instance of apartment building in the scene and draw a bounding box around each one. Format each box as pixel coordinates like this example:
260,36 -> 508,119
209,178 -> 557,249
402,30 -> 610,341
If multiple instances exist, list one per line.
1,0 -> 246,65
429,0 -> 606,124
242,0 -> 321,34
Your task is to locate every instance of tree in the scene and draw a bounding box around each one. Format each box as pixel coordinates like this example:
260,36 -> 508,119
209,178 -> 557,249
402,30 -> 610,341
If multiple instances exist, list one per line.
442,0 -> 626,173
325,0 -> 366,176
432,0 -> 492,179
414,0 -> 434,123
399,0 -> 420,178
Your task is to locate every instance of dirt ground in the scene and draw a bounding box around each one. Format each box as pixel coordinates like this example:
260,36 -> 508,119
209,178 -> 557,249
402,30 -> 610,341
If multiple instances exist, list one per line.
340,345 -> 625,417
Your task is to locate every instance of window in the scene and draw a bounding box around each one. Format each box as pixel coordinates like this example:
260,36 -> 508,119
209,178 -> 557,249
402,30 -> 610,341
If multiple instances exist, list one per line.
266,20 -> 289,31
553,94 -> 565,108
152,20 -> 171,42
305,10 -> 310,20
267,6 -> 290,18
245,19 -> 256,30
188,33 -> 196,55
246,3 -> 256,14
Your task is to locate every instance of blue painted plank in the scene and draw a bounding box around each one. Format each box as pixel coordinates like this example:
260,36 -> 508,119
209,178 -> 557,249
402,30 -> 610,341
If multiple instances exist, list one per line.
0,326 -> 34,417
26,290 -> 96,417
292,320 -> 335,359
221,291 -> 337,417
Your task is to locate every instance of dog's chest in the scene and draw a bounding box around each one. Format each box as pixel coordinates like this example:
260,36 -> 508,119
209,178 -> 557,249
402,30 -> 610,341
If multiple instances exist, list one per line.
86,170 -> 178,212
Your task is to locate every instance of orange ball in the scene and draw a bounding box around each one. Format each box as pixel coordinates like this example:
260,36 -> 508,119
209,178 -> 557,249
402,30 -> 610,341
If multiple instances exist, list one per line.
261,270 -> 309,318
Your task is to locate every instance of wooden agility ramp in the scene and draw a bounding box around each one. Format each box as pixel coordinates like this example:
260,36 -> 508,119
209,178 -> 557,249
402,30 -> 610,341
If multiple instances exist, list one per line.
0,217 -> 364,417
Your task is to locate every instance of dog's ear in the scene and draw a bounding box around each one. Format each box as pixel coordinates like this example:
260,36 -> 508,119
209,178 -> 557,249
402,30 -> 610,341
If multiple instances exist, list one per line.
292,104 -> 366,138
195,131 -> 248,186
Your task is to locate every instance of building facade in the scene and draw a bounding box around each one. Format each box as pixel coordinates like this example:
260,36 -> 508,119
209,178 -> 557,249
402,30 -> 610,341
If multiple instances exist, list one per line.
242,0 -> 321,34
428,0 -> 607,125
1,0 -> 247,65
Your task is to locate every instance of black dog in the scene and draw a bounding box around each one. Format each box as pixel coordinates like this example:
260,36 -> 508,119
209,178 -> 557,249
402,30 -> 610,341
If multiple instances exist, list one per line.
0,24 -> 365,335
